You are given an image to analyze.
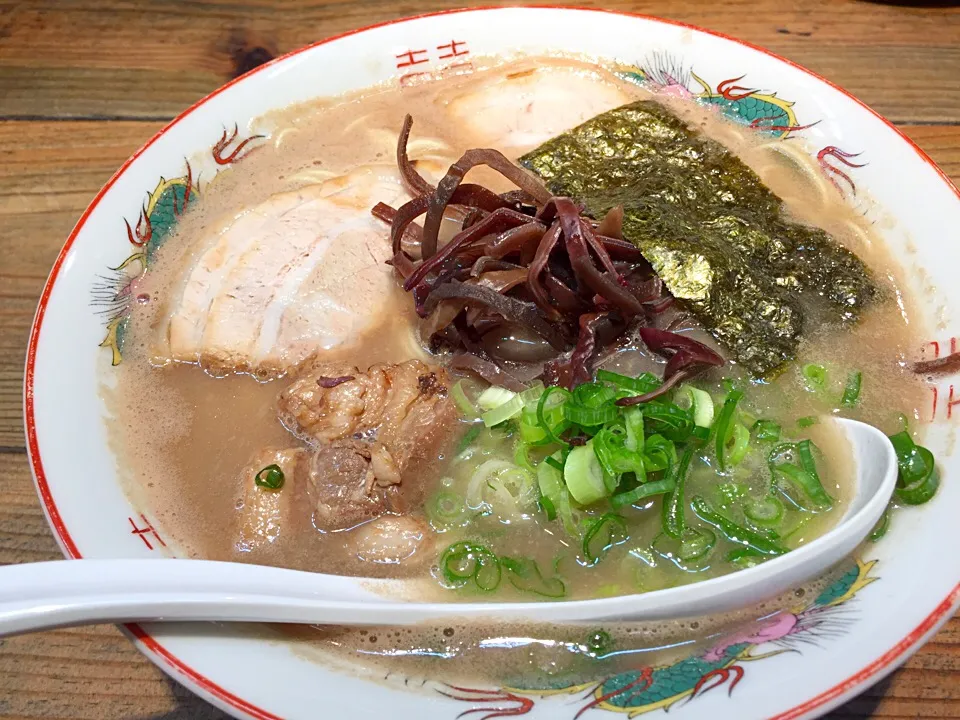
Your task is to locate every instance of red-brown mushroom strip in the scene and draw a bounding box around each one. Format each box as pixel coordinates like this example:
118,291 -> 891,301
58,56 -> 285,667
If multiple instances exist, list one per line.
527,223 -> 565,322
485,222 -> 546,259
403,207 -> 533,291
615,328 -> 725,406
422,148 -> 553,259
568,312 -> 610,387
396,115 -> 434,196
424,280 -> 568,351
450,353 -> 529,393
555,198 -> 644,316
389,184 -> 513,256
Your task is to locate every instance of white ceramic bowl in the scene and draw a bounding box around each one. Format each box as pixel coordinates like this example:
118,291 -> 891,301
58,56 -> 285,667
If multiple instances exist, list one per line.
25,7 -> 960,719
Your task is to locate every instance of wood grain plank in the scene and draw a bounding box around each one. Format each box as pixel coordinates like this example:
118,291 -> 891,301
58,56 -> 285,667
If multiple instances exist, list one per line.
0,0 -> 958,122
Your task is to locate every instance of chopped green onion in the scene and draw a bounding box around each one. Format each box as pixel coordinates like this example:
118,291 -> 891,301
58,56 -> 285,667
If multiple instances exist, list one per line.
564,444 -> 610,505
519,381 -> 546,405
596,369 -> 660,396
254,464 -> 284,490
451,380 -> 479,419
572,382 -> 617,408
544,455 -> 564,472
678,385 -> 715,428
582,513 -> 629,565
585,629 -> 614,657
537,386 -> 571,446
744,495 -> 785,525
644,402 -> 695,441
455,425 -> 483,455
427,491 -> 468,528
661,445 -> 695,539
726,423 -> 751,467
792,440 -> 834,507
869,506 -> 891,542
564,403 -> 619,426
501,556 -> 566,598
888,431 -> 940,505
802,363 -> 827,391
840,370 -> 862,408
714,389 -> 744,472
644,434 -> 677,472
611,477 -> 675,508
797,416 -> 817,428
717,481 -> 749,511
592,427 -> 645,480
690,496 -> 787,556
482,393 -> 525,427
539,495 -> 557,521
439,541 -> 501,591
624,407 -> 644,452
769,443 -> 834,509
652,527 -> 717,566
726,547 -> 766,568
538,455 -> 579,536
752,419 -> 781,443
513,440 -> 535,472
477,386 -> 517,411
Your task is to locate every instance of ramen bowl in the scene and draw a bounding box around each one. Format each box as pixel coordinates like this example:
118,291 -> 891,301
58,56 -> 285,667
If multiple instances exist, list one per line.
25,7 -> 960,719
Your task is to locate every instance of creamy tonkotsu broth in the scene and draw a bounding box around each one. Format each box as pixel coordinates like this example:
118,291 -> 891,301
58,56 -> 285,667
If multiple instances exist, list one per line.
108,56 -> 929,612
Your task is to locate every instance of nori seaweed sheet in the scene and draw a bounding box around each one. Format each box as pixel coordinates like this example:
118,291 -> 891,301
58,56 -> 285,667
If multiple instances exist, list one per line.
519,100 -> 877,376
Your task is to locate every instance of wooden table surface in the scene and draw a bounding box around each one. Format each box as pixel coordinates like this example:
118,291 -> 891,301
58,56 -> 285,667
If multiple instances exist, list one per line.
0,0 -> 958,717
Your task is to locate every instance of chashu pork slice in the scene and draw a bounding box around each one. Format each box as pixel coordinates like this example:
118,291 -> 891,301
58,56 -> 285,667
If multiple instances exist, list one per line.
444,62 -> 634,152
165,165 -> 411,374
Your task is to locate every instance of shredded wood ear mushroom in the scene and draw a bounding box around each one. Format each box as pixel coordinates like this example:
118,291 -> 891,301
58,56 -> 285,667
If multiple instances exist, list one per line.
372,115 -> 723,390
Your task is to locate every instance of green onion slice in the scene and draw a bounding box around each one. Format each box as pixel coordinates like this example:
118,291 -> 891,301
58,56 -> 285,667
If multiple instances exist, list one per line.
840,370 -> 862,408
426,491 -> 468,528
564,403 -> 619,427
439,541 -> 501,591
752,419 -> 781,443
744,495 -> 785,525
564,444 -> 610,505
869,506 -> 891,542
501,556 -> 566,598
661,445 -> 695,539
254,464 -> 284,490
582,513 -> 629,565
451,380 -> 479,419
611,477 -> 675,509
768,441 -> 834,508
714,389 -> 744,472
690,496 -> 787,556
624,407 -> 645,452
482,393 -> 525,427
537,386 -> 571,446
596,369 -> 660,396
802,363 -> 827,391
678,385 -> 715,428
888,431 -> 940,505
644,434 -> 677,472
726,423 -> 751,467
537,456 -> 579,536
455,425 -> 483,455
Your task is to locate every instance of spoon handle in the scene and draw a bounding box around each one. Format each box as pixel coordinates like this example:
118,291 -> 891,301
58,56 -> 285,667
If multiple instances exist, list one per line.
0,559 -> 411,637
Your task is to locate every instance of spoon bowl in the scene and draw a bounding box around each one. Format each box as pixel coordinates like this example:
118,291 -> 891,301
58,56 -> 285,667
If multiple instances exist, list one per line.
1,418 -> 896,637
